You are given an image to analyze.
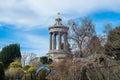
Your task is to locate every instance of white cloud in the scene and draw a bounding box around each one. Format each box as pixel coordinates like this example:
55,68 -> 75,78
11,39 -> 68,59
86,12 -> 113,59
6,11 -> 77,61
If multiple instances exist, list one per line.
20,33 -> 49,56
0,0 -> 120,56
0,0 -> 120,29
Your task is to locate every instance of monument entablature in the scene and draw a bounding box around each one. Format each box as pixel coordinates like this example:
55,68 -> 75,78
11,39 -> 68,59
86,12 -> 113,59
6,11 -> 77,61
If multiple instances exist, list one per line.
49,26 -> 68,33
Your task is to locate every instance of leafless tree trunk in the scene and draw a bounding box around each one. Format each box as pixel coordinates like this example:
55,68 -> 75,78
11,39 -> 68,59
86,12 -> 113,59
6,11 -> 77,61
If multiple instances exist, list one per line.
68,17 -> 95,57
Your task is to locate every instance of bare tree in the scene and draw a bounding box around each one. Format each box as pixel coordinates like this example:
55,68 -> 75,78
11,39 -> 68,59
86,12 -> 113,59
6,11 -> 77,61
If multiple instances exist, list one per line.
21,52 -> 28,66
21,52 -> 37,66
84,35 -> 104,57
68,17 -> 95,57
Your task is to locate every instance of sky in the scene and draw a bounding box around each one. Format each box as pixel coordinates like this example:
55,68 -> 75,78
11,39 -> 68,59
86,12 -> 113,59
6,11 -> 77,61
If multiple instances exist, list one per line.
0,0 -> 120,56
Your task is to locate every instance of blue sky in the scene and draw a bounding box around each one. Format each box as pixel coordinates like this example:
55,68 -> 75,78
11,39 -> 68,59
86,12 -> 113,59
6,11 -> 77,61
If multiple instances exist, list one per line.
0,0 -> 120,56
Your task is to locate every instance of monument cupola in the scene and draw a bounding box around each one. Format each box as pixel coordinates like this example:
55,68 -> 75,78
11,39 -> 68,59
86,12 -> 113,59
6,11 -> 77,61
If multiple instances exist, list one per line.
48,13 -> 69,60
54,12 -> 62,26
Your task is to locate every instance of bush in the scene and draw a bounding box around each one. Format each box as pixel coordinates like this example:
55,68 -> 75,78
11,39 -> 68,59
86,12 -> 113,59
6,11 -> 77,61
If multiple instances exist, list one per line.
5,67 -> 24,80
22,73 -> 31,80
10,60 -> 22,68
28,66 -> 36,74
27,66 -> 37,80
5,60 -> 24,79
0,62 -> 5,80
23,65 -> 30,71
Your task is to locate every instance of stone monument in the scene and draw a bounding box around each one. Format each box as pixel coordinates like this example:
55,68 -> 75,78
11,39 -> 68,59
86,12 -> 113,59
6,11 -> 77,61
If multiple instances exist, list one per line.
47,13 -> 69,61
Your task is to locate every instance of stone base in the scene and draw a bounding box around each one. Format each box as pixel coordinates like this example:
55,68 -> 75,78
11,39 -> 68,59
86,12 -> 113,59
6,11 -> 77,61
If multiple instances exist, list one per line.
47,50 -> 68,60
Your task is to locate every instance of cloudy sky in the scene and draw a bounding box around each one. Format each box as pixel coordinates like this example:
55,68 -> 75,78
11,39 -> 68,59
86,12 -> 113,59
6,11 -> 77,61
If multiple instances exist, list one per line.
0,0 -> 120,56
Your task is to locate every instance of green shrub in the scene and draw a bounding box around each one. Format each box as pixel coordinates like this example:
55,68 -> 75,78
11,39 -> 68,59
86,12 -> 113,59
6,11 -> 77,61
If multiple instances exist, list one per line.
27,66 -> 37,80
28,66 -> 36,74
10,60 -> 22,68
5,67 -> 24,80
23,65 -> 30,71
5,60 -> 24,79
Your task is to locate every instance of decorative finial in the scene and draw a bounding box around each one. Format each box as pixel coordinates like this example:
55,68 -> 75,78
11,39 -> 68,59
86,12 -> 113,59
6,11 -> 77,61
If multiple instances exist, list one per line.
54,12 -> 62,26
57,12 -> 60,18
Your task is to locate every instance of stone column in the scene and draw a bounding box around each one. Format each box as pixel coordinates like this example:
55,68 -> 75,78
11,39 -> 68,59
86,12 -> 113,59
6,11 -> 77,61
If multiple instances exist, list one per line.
50,32 -> 52,50
58,32 -> 61,50
53,33 -> 56,49
64,33 -> 67,51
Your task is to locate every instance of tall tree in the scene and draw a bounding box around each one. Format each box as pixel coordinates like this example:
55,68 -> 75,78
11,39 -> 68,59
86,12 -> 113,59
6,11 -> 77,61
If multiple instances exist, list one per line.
0,44 -> 21,68
85,35 -> 103,57
0,62 -> 5,80
68,17 -> 95,57
105,26 -> 120,60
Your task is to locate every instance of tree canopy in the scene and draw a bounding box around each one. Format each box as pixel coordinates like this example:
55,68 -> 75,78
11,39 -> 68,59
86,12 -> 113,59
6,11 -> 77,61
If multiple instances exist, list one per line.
105,26 -> 120,60
0,44 -> 21,68
0,62 -> 5,80
68,17 -> 96,57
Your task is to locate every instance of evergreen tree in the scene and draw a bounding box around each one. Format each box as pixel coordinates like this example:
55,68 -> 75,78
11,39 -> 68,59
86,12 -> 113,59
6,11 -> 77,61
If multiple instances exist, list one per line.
105,26 -> 120,60
0,62 -> 5,80
0,44 -> 21,68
